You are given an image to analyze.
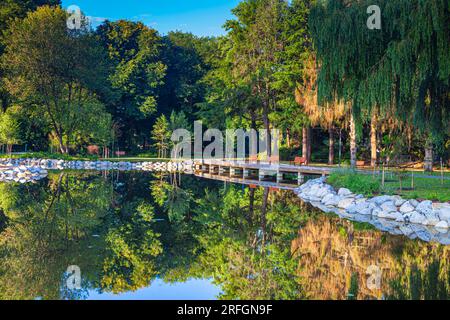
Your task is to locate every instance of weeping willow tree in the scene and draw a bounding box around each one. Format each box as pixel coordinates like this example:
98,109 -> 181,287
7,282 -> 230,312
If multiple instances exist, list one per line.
310,0 -> 450,170
295,54 -> 346,165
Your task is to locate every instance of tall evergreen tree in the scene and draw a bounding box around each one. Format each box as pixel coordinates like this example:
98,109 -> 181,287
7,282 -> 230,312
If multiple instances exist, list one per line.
225,0 -> 290,156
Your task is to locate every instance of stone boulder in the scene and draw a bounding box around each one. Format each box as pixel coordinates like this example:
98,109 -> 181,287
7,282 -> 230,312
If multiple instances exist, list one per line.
371,207 -> 383,217
370,195 -> 395,206
346,202 -> 367,215
422,214 -> 441,226
435,221 -> 449,229
323,195 -> 341,207
321,193 -> 335,204
380,201 -> 398,213
338,188 -> 353,198
338,198 -> 355,210
394,198 -> 407,206
378,210 -> 403,221
399,225 -> 414,236
434,204 -> 450,223
416,200 -> 433,215
409,211 -> 426,224
400,201 -> 416,213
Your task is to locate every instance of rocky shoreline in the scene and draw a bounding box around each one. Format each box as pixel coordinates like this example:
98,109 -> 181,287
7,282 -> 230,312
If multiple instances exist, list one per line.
295,177 -> 450,244
0,158 -> 194,184
0,158 -> 194,171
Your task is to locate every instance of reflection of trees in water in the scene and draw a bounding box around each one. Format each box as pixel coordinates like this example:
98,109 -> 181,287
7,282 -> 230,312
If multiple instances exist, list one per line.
101,201 -> 162,294
0,172 -> 448,300
192,186 -> 310,300
292,217 -> 450,300
150,172 -> 194,222
386,248 -> 449,300
0,172 -> 215,299
0,172 -> 112,299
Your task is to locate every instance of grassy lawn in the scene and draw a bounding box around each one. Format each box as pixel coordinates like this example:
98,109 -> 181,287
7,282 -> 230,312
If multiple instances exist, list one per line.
327,169 -> 450,202
0,152 -> 98,161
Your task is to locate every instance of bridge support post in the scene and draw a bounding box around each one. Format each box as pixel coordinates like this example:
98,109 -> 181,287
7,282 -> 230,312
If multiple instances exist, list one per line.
219,166 -> 224,175
230,168 -> 236,177
259,170 -> 265,181
298,173 -> 305,185
277,172 -> 283,183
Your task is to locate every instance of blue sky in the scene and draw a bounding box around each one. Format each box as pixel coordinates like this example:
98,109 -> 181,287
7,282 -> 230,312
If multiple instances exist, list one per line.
62,0 -> 240,36
87,279 -> 221,300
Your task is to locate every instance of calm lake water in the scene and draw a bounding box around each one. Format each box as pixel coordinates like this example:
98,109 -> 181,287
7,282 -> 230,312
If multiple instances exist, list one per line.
0,171 -> 448,300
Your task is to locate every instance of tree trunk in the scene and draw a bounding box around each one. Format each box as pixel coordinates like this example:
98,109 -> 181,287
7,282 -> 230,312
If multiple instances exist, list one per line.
55,133 -> 67,154
263,110 -> 271,157
58,143 -> 66,154
286,128 -> 291,148
307,127 -> 312,164
328,127 -> 335,165
248,188 -> 255,225
370,115 -> 377,167
349,113 -> 357,168
260,187 -> 269,248
302,127 -> 308,160
424,141 -> 433,172
302,127 -> 312,164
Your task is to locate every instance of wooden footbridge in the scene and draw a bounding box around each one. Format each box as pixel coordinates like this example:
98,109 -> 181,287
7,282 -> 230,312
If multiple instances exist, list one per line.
193,159 -> 331,186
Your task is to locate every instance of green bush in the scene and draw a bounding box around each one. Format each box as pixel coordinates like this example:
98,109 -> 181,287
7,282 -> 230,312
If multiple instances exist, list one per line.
327,169 -> 381,196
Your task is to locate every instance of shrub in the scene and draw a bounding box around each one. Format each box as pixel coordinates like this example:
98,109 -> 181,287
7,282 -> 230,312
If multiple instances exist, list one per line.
327,169 -> 381,196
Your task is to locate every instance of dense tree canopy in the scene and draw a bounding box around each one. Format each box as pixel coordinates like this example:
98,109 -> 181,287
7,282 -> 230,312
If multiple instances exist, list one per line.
311,0 -> 450,168
1,6 -> 112,153
96,20 -> 167,150
0,0 -> 61,112
0,1 -> 447,168
312,0 -> 449,134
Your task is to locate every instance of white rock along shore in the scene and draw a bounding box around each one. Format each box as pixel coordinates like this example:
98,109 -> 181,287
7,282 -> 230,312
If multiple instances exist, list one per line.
0,158 -> 194,184
295,177 -> 450,244
0,158 -> 194,172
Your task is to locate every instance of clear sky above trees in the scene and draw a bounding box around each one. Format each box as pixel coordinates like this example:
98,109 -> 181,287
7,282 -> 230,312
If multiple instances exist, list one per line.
61,0 -> 240,36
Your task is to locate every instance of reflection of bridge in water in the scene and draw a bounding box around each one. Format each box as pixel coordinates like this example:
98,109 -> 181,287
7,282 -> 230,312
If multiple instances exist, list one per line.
193,159 -> 331,188
194,172 -> 300,190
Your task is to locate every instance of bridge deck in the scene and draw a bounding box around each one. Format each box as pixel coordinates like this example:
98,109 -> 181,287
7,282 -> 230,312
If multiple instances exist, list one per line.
194,159 -> 331,186
196,159 -> 331,176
